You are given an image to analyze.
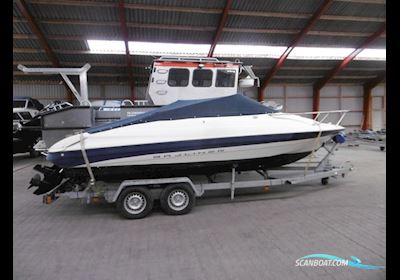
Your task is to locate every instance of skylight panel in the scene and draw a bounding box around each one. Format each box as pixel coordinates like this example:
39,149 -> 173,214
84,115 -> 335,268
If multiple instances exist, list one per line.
354,48 -> 386,60
87,40 -> 386,61
214,44 -> 287,58
87,40 -> 125,54
287,47 -> 356,60
128,41 -> 210,56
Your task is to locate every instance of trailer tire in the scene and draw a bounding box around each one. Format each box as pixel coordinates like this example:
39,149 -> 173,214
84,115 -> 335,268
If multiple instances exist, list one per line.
160,184 -> 195,215
116,187 -> 153,219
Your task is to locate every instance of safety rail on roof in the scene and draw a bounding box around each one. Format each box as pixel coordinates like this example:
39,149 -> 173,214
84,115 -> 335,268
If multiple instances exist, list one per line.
156,56 -> 242,64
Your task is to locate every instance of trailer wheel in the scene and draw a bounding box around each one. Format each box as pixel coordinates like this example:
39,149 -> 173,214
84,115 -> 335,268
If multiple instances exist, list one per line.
380,146 -> 385,151
160,184 -> 195,215
321,177 -> 329,185
116,187 -> 153,219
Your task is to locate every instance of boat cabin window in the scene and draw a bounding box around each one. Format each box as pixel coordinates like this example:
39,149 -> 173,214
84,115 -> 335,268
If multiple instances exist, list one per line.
13,113 -> 21,120
192,69 -> 213,87
13,100 -> 26,108
168,68 -> 189,87
20,112 -> 32,120
216,70 -> 236,87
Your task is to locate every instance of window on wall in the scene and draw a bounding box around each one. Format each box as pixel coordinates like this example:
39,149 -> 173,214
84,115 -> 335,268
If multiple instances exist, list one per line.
216,70 -> 236,87
168,68 -> 189,87
192,69 -> 213,87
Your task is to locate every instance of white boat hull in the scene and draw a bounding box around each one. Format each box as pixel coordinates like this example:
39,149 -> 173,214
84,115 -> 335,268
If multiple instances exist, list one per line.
47,113 -> 343,170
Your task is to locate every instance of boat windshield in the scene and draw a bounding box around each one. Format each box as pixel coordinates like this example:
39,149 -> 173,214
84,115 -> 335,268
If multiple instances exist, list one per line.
86,94 -> 277,134
13,113 -> 22,120
13,100 -> 27,108
19,112 -> 33,120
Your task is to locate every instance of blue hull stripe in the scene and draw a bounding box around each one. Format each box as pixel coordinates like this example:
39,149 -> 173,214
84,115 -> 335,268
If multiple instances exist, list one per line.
47,130 -> 340,168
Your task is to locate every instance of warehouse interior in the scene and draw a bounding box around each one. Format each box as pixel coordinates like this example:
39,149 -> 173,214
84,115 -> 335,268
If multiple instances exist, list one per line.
13,1 -> 386,279
13,0 -> 385,130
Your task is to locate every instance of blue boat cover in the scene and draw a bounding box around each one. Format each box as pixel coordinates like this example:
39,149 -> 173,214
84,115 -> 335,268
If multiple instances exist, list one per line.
86,94 -> 277,134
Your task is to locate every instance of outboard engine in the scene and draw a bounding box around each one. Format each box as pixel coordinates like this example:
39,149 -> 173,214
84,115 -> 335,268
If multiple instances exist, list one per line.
28,165 -> 64,195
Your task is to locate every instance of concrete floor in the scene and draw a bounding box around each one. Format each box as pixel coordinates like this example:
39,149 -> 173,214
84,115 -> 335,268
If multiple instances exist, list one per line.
13,146 -> 385,280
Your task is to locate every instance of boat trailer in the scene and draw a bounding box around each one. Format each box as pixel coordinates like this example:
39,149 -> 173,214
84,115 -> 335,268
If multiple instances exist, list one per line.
34,137 -> 353,219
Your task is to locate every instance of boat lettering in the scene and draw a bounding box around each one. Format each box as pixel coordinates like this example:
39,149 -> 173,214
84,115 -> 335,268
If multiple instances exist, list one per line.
152,149 -> 225,159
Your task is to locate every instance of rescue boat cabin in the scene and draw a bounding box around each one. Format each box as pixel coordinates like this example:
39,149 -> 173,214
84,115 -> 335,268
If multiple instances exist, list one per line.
147,56 -> 260,106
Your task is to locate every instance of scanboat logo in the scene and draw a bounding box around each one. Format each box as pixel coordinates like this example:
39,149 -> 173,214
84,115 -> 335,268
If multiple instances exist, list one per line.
295,254 -> 384,270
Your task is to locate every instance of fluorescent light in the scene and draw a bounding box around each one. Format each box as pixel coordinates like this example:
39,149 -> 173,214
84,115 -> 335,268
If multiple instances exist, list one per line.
288,47 -> 356,60
214,44 -> 287,58
355,48 -> 386,60
86,40 -> 386,61
87,40 -> 125,54
128,41 -> 210,56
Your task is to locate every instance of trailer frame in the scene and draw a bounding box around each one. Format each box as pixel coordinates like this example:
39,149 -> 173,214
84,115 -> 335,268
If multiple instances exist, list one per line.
42,141 -> 353,218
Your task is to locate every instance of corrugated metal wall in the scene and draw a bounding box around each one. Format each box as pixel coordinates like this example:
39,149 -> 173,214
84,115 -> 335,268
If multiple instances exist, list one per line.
13,84 -> 67,104
13,83 -> 386,130
246,84 -> 386,131
13,84 -> 148,105
371,85 -> 386,131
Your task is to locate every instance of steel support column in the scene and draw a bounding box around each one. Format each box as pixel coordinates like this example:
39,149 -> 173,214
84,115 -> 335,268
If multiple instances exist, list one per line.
312,87 -> 321,119
362,86 -> 373,130
15,0 -> 73,102
118,0 -> 135,101
257,0 -> 333,102
207,0 -> 233,57
362,73 -> 385,130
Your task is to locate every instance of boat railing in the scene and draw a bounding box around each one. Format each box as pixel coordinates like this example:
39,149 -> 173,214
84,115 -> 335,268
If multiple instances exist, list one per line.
275,110 -> 349,126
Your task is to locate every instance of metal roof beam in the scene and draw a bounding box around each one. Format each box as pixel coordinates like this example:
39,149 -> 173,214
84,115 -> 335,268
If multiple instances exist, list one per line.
14,48 -> 89,54
14,1 -> 59,66
27,0 -> 385,22
13,61 -> 385,73
208,0 -> 232,57
363,72 -> 386,89
258,0 -> 333,101
14,0 -> 73,101
14,33 -> 118,41
117,0 -> 135,101
13,60 -> 148,68
335,0 -> 385,4
14,71 -> 148,78
314,23 -> 386,90
279,66 -> 385,71
14,17 -> 387,37
262,75 -> 377,80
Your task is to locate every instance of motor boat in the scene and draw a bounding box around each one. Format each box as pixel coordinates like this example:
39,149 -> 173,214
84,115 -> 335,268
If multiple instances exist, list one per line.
29,94 -> 344,195
13,101 -> 73,156
27,57 -> 345,195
